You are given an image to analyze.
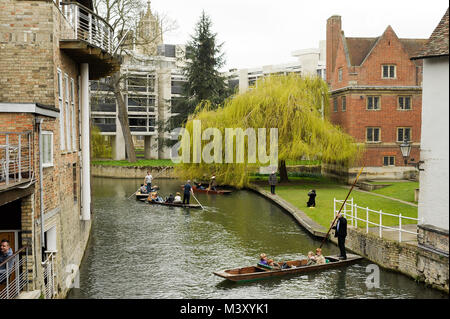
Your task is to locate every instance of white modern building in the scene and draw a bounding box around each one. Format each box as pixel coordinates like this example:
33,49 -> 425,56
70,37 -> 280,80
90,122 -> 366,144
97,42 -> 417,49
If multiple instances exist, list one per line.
227,41 -> 326,94
411,8 -> 449,255
90,3 -> 187,160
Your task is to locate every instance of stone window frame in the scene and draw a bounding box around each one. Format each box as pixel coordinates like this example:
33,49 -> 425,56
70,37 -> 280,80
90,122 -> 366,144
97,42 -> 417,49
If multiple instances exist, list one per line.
366,96 -> 381,110
57,69 -> 65,151
383,156 -> 395,166
338,68 -> 343,82
70,78 -> 76,152
366,127 -> 381,143
333,97 -> 338,112
341,96 -> 346,112
42,131 -> 54,168
397,127 -> 412,143
398,96 -> 412,110
381,64 -> 396,79
64,74 -> 71,152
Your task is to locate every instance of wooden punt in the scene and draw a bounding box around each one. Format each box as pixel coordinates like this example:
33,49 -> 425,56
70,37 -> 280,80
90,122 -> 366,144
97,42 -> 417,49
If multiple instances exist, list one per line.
139,198 -> 202,209
180,185 -> 232,195
213,253 -> 363,282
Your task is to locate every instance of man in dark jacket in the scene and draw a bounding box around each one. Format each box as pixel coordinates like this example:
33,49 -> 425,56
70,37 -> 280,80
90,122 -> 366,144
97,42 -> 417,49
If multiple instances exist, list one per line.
332,213 -> 347,260
268,171 -> 277,195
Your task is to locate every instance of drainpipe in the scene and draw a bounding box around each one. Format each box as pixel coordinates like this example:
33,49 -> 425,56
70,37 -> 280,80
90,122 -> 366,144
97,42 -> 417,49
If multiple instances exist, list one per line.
80,63 -> 91,220
37,118 -> 45,250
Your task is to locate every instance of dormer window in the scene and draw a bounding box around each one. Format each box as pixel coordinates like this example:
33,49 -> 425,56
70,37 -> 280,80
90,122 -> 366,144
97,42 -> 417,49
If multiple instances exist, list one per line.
382,65 -> 396,79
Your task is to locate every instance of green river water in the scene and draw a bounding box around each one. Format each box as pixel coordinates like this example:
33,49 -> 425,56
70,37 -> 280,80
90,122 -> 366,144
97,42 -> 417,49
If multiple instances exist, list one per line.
67,177 -> 447,299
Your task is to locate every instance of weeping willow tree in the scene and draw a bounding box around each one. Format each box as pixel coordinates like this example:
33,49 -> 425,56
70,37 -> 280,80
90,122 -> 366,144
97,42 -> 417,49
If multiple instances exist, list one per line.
174,74 -> 363,188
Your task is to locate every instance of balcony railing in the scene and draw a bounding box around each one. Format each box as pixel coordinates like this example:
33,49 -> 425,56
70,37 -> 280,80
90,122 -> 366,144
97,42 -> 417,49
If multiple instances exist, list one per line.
42,252 -> 57,299
60,2 -> 116,55
0,247 -> 30,299
0,131 -> 33,188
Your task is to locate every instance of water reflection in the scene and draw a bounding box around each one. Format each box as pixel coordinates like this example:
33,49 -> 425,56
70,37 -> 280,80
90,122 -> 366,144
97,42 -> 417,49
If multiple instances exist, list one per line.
67,177 -> 447,299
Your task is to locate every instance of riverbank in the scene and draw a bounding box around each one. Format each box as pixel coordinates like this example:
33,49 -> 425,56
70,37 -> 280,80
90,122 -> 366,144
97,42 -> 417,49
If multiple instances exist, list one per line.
249,182 -> 448,293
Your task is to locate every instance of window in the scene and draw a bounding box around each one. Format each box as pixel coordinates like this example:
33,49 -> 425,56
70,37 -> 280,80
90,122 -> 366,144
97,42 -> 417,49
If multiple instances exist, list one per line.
383,156 -> 395,166
397,127 -> 411,143
366,127 -> 380,142
342,96 -> 346,111
382,65 -> 396,79
398,96 -> 411,110
71,78 -> 76,151
73,163 -> 77,202
42,131 -> 53,167
64,74 -> 71,151
57,70 -> 65,150
333,98 -> 338,112
367,96 -> 380,110
338,68 -> 343,82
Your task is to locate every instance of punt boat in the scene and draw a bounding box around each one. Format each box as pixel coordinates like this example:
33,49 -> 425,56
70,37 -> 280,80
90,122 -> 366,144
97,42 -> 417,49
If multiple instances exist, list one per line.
139,198 -> 202,209
180,185 -> 232,195
213,253 -> 363,282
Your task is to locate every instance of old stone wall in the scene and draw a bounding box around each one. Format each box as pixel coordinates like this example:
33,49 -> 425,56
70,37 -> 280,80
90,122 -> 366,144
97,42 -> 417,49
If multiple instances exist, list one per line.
331,227 -> 449,292
91,165 -> 176,179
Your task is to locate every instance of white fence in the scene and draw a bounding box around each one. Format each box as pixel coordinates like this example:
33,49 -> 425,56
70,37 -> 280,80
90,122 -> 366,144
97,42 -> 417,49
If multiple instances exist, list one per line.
334,198 -> 421,242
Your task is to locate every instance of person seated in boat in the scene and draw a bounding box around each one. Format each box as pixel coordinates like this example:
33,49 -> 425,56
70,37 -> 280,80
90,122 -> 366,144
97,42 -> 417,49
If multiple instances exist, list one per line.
140,184 -> 147,194
150,191 -> 163,202
208,174 -> 217,191
314,248 -> 326,264
306,251 -> 317,266
267,259 -> 282,269
174,192 -> 182,203
259,253 -> 269,265
165,194 -> 174,203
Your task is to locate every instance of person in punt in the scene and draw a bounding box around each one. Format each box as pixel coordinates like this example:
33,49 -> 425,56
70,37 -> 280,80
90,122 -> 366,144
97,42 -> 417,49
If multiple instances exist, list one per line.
174,192 -> 182,203
306,251 -> 317,266
314,248 -> 326,264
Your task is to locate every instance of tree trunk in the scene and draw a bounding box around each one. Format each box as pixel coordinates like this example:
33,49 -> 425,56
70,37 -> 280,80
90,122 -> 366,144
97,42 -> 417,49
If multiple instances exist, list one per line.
279,160 -> 289,183
112,72 -> 137,162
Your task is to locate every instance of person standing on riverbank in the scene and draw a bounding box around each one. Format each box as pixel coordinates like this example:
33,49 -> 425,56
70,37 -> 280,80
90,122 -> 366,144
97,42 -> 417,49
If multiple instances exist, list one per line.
332,212 -> 347,260
145,171 -> 153,193
307,189 -> 316,208
183,180 -> 194,204
269,171 -> 277,195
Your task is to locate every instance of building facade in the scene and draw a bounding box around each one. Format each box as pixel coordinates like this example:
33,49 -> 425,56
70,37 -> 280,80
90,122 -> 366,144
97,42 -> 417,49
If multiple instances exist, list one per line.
0,0 -> 119,298
325,15 -> 427,182
90,3 -> 187,160
411,9 -> 449,257
227,41 -> 326,94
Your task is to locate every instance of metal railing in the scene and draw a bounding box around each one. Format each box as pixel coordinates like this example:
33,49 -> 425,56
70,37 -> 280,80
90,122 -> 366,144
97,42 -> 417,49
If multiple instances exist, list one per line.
0,131 -> 33,187
60,2 -> 116,55
0,246 -> 29,299
334,198 -> 421,242
42,252 -> 57,299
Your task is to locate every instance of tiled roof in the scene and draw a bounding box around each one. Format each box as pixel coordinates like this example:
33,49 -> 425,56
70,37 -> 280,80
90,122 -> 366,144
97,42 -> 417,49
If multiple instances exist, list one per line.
345,37 -> 427,66
345,37 -> 378,66
412,8 -> 449,59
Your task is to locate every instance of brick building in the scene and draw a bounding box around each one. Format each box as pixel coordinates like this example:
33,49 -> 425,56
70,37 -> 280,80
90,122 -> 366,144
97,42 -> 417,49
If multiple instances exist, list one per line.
325,15 -> 427,181
0,0 -> 119,298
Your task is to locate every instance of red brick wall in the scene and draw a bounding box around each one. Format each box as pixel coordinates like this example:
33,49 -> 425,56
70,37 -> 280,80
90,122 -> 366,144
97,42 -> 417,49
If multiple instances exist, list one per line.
326,18 -> 423,168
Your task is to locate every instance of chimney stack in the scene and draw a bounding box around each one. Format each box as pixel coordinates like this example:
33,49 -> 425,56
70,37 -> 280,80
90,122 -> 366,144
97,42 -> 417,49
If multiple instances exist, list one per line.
326,15 -> 342,85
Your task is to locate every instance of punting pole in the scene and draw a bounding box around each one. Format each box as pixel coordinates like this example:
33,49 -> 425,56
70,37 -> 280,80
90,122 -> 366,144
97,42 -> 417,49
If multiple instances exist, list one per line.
319,166 -> 364,248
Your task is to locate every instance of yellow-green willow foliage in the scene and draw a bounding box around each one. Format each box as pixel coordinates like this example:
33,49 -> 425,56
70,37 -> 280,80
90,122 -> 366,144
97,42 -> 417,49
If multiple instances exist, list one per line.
176,74 -> 363,188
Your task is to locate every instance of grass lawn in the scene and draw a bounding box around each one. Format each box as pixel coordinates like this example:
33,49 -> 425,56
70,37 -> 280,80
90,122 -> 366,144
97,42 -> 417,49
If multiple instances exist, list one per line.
259,177 -> 418,230
371,181 -> 419,203
91,159 -> 175,167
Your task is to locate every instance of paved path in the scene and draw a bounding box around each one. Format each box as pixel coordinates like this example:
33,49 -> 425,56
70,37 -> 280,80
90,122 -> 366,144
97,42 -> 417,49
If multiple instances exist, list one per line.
340,185 -> 418,207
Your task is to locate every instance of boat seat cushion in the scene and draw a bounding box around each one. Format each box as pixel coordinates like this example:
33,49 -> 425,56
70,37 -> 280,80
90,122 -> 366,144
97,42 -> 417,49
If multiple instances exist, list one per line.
257,263 -> 273,270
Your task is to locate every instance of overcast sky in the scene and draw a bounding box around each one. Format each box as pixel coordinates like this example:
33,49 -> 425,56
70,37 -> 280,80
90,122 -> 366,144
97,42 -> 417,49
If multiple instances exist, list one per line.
150,0 -> 448,71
